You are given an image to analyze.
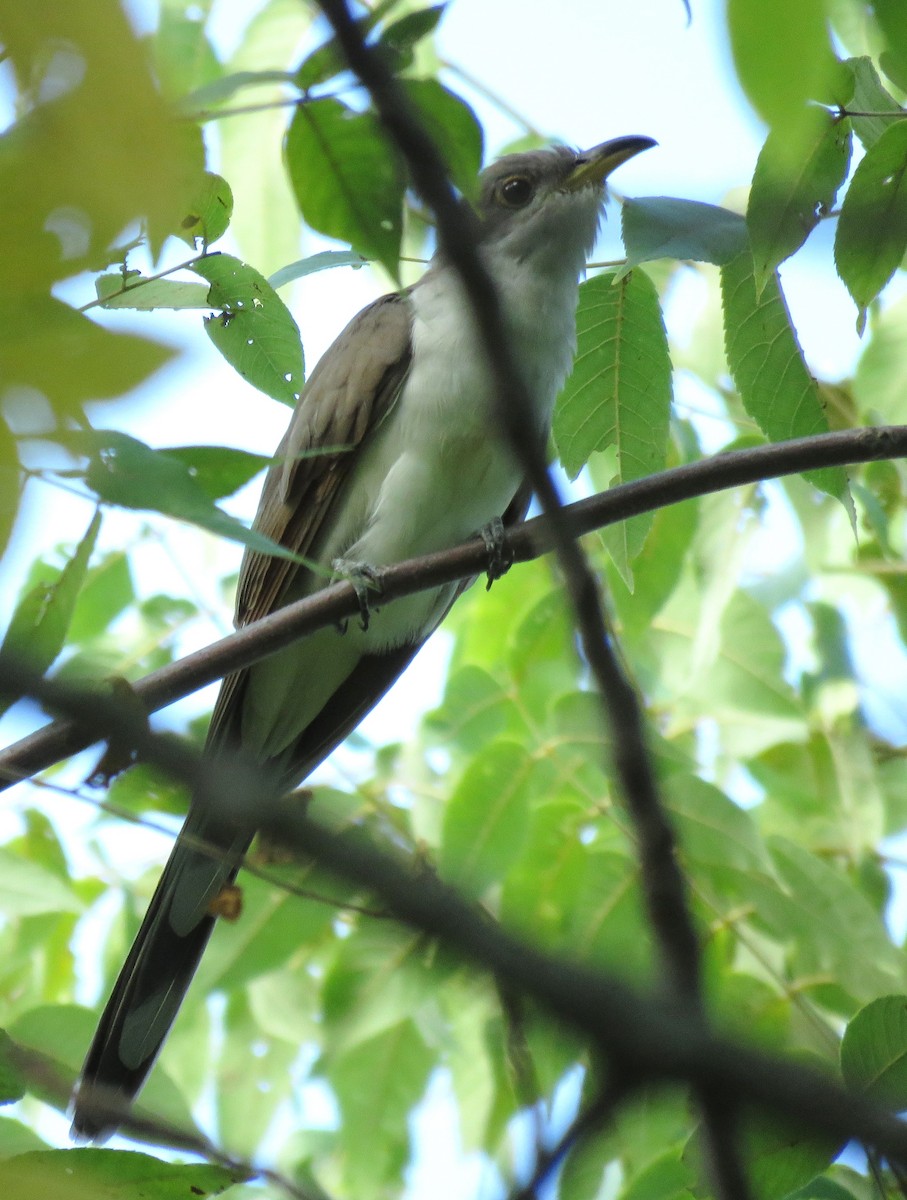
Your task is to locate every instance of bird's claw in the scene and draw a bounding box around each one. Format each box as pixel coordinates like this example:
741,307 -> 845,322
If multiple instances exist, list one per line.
333,558 -> 385,631
480,517 -> 512,590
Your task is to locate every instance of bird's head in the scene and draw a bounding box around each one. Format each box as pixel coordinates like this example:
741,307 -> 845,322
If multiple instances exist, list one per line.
475,136 -> 656,269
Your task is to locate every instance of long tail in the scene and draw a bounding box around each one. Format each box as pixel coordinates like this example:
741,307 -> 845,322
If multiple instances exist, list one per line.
70,644 -> 420,1140
70,802 -> 250,1140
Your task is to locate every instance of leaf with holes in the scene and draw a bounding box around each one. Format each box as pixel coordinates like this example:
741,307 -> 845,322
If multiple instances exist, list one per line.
192,253 -> 305,405
176,171 -> 234,248
162,445 -> 271,500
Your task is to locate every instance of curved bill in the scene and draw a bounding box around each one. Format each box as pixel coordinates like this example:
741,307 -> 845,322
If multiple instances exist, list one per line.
565,135 -> 657,190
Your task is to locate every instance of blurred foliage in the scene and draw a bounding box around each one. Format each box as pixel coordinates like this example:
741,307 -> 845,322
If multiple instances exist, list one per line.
2,1 -> 907,1198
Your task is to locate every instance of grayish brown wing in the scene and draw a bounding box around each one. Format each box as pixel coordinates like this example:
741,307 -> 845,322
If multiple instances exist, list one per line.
207,290 -> 413,752
236,289 -> 413,628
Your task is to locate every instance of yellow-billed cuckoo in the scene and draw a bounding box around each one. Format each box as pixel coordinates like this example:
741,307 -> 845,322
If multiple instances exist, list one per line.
71,134 -> 655,1138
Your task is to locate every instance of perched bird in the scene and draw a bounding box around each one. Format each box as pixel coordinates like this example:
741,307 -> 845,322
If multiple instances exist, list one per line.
72,134 -> 655,1138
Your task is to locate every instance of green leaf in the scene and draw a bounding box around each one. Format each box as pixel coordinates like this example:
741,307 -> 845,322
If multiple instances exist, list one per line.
192,253 -> 305,405
853,291 -> 907,422
0,1149 -> 238,1198
64,431 -> 306,562
786,1176 -> 867,1200
176,171 -> 234,248
0,1031 -> 27,1104
620,1147 -> 695,1200
667,774 -> 773,885
0,0 -> 206,279
440,740 -> 533,896
872,0 -> 907,90
67,550 -> 134,644
161,444 -> 270,500
322,925 -> 434,1052
652,586 -> 806,759
835,119 -> 907,329
608,494 -> 698,641
621,197 -> 748,269
95,273 -> 212,310
285,98 -> 404,276
293,0 -> 402,89
742,1114 -> 840,1200
0,413 -> 21,561
841,995 -> 907,1106
329,1021 -> 434,1198
426,664 -> 515,752
750,731 -> 884,858
379,4 -> 447,62
216,4 -> 312,275
0,512 -> 100,715
0,1116 -> 46,1156
0,849 -> 82,916
106,762 -> 189,817
180,68 -> 294,113
725,0 -> 846,138
402,78 -> 483,197
196,869 -> 351,994
747,110 -> 851,292
153,2 -> 222,103
216,993 -> 295,1158
555,271 -> 672,480
554,269 -> 672,585
758,839 -> 906,1004
268,249 -> 369,289
845,56 -> 904,150
3,297 -> 173,416
10,1005 -> 196,1128
720,251 -> 849,503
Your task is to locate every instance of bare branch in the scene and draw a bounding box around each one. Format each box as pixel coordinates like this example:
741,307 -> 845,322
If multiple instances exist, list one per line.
2,425 -> 905,791
4,652 -> 907,1170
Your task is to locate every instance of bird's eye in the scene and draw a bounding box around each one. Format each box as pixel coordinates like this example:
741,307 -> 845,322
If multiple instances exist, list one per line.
498,175 -> 533,208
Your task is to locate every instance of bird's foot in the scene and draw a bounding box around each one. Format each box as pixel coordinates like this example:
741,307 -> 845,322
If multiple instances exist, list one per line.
332,558 -> 385,631
480,517 -> 512,590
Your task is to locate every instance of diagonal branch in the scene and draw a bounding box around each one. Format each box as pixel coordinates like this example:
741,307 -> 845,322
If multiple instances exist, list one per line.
4,651 -> 907,1170
2,425 -> 905,792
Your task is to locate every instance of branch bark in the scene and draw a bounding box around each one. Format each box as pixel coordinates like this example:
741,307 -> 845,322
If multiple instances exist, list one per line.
2,426 -> 904,791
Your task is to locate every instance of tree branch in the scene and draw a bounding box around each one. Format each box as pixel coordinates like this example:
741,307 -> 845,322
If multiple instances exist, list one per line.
4,652 -> 907,1171
2,425 -> 904,791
